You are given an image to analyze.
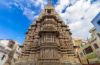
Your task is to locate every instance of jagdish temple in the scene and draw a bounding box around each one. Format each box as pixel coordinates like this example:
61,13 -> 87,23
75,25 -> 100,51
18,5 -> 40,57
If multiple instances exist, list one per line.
14,0 -> 81,65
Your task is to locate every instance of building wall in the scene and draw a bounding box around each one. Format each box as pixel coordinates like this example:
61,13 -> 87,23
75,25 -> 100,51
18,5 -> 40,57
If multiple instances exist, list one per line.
90,28 -> 100,60
0,51 -> 8,65
78,51 -> 88,64
91,12 -> 100,59
11,45 -> 22,65
72,39 -> 88,64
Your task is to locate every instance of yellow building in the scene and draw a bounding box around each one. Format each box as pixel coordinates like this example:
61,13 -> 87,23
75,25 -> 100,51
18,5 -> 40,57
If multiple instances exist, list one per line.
72,39 -> 88,64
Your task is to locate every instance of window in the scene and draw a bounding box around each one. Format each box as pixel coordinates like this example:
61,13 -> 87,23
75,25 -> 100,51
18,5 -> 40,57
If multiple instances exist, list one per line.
1,55 -> 5,60
46,33 -> 53,42
97,20 -> 100,25
8,44 -> 13,48
97,33 -> 100,38
8,41 -> 15,48
94,43 -> 99,49
47,9 -> 51,14
84,46 -> 93,54
80,52 -> 84,57
83,50 -> 86,55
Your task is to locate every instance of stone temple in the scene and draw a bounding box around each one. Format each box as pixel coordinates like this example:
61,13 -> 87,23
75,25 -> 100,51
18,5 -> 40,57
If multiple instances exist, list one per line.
14,0 -> 81,65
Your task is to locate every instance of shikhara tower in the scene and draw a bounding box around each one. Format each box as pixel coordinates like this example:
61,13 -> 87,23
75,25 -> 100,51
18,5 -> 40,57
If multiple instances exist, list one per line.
15,0 -> 81,65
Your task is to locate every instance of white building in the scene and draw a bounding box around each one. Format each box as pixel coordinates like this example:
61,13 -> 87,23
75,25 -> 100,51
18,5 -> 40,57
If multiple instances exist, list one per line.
0,40 -> 12,65
0,40 -> 22,65
91,12 -> 100,32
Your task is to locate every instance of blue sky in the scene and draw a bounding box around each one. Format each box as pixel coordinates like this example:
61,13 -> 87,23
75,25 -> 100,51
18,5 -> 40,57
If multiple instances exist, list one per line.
0,0 -> 58,45
0,0 -> 100,45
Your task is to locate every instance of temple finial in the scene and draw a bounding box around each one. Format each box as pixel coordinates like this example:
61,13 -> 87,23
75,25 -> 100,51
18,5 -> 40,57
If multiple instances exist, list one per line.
48,0 -> 52,5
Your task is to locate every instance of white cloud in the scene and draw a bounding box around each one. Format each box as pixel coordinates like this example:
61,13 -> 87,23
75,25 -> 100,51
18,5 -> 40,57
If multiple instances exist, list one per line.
23,7 -> 36,21
14,0 -> 99,40
55,0 -> 100,40
0,0 -> 47,21
1,0 -> 100,40
0,0 -> 12,8
55,0 -> 79,13
27,0 -> 47,9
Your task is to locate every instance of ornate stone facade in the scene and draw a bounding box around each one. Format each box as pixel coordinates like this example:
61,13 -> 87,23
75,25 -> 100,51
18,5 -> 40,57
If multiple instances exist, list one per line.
15,1 -> 81,65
